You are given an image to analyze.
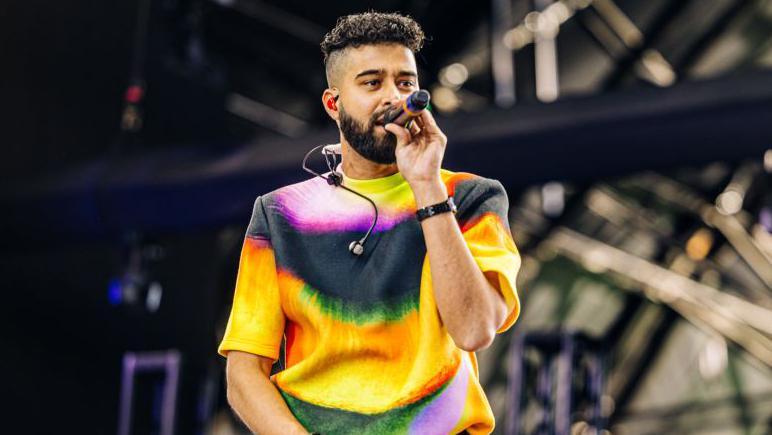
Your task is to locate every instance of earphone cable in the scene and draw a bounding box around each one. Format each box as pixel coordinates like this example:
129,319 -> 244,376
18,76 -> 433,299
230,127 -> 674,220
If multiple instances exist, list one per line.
301,145 -> 379,248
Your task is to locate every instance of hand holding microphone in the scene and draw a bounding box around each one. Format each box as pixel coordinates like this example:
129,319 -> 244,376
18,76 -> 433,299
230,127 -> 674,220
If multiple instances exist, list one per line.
384,90 -> 448,196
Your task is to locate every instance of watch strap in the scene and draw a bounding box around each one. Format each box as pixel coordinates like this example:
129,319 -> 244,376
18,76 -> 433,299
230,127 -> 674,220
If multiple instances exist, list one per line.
416,197 -> 457,222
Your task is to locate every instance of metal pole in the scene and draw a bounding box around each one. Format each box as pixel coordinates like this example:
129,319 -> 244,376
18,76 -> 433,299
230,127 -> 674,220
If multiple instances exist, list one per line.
507,333 -> 527,435
492,0 -> 517,107
554,333 -> 575,435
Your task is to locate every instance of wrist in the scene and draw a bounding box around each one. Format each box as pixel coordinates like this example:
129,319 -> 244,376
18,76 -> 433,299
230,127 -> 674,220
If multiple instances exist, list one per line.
411,178 -> 448,208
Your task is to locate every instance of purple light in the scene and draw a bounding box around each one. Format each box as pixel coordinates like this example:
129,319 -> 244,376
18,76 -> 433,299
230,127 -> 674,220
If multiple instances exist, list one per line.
108,278 -> 123,306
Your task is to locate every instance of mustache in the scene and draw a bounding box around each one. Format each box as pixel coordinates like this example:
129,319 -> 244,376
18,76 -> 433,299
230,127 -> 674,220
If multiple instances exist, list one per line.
340,103 -> 397,127
371,105 -> 397,126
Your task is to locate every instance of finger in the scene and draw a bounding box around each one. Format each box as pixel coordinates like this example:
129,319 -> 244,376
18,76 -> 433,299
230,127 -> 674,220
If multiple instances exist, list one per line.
384,123 -> 412,146
417,109 -> 439,133
416,110 -> 447,148
407,119 -> 422,136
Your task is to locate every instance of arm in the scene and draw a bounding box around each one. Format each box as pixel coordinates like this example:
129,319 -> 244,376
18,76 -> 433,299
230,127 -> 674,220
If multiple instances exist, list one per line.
387,109 -> 510,352
226,351 -> 308,435
413,182 -> 509,351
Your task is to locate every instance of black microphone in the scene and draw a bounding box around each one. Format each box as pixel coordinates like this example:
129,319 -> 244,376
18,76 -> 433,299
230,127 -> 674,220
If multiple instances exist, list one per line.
381,90 -> 431,127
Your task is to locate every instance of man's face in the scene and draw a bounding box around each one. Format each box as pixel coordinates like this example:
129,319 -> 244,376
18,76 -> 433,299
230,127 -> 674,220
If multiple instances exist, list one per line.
333,43 -> 419,164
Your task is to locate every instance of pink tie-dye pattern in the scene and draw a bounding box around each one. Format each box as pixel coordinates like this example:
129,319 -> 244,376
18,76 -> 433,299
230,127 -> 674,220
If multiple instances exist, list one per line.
271,177 -> 414,233
408,359 -> 469,434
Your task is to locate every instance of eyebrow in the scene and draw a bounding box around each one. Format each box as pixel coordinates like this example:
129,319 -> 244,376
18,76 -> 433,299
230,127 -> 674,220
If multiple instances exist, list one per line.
354,69 -> 418,79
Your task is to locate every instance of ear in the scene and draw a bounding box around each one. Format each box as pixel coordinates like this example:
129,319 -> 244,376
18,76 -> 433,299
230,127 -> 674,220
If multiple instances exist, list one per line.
322,88 -> 339,121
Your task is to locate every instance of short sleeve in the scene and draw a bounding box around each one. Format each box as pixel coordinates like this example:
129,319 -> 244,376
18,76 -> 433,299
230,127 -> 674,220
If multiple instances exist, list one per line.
455,178 -> 521,333
218,196 -> 285,360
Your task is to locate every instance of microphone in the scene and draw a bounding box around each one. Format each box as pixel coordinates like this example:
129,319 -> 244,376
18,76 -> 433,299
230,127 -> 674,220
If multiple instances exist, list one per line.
381,90 -> 431,127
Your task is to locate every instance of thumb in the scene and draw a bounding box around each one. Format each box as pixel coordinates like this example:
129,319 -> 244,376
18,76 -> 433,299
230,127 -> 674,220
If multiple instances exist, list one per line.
384,123 -> 411,147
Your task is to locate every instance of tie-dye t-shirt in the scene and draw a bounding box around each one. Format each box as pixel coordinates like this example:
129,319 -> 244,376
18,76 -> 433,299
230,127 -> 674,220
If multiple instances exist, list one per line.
218,168 -> 521,434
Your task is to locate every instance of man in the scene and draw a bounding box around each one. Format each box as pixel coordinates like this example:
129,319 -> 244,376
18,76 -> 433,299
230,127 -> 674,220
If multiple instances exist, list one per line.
219,12 -> 521,435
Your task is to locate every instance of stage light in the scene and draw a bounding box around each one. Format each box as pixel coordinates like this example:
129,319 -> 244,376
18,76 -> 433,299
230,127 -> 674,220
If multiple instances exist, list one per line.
524,11 -> 541,33
698,336 -> 728,381
146,281 -> 163,313
439,63 -> 469,89
503,26 -> 532,50
636,50 -> 676,87
108,278 -> 123,306
431,86 -> 461,113
583,247 -> 610,274
502,0 -> 596,51
545,2 -> 571,24
686,228 -> 714,261
716,189 -> 743,215
541,181 -> 565,217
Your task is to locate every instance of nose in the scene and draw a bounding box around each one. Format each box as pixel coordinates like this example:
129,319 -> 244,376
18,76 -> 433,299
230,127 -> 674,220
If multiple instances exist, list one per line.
381,83 -> 402,107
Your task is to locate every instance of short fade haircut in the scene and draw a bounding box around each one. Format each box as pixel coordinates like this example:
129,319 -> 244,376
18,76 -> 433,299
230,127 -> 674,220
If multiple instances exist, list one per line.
321,12 -> 426,86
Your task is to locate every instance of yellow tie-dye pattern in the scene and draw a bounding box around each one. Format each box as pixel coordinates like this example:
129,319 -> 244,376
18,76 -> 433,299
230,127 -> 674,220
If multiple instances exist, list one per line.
274,259 -> 460,414
218,169 -> 521,433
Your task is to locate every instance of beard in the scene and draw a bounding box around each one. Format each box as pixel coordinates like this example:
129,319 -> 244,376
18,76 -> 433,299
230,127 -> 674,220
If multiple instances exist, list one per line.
339,104 -> 397,164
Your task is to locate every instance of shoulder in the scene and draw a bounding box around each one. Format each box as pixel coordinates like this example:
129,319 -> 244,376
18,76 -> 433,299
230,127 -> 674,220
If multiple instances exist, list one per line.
253,176 -> 342,232
440,169 -> 506,201
260,176 -> 330,207
245,176 -> 328,224
441,169 -> 509,225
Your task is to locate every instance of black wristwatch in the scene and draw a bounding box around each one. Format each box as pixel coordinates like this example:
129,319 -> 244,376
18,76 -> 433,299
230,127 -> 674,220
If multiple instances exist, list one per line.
416,197 -> 457,222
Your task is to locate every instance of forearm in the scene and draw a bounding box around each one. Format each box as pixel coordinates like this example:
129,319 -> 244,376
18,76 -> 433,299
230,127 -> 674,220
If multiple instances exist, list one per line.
226,352 -> 308,435
413,180 -> 507,351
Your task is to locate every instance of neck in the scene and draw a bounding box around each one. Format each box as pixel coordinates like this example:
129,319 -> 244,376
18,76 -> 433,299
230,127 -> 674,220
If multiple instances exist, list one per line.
339,135 -> 398,180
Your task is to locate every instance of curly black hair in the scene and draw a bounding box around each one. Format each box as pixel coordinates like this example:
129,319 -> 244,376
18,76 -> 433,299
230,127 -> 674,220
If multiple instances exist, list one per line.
321,12 -> 425,85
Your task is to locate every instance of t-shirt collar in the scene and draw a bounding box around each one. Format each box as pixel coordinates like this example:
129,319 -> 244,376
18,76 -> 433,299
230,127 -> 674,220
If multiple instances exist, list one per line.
338,163 -> 407,194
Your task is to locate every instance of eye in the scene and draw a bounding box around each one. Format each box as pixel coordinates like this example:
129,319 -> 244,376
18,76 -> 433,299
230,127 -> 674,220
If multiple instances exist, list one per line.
363,79 -> 380,87
399,80 -> 416,88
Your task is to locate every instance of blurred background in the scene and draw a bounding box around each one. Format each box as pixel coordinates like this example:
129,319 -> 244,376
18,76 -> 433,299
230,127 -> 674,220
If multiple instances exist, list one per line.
2,0 -> 772,434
